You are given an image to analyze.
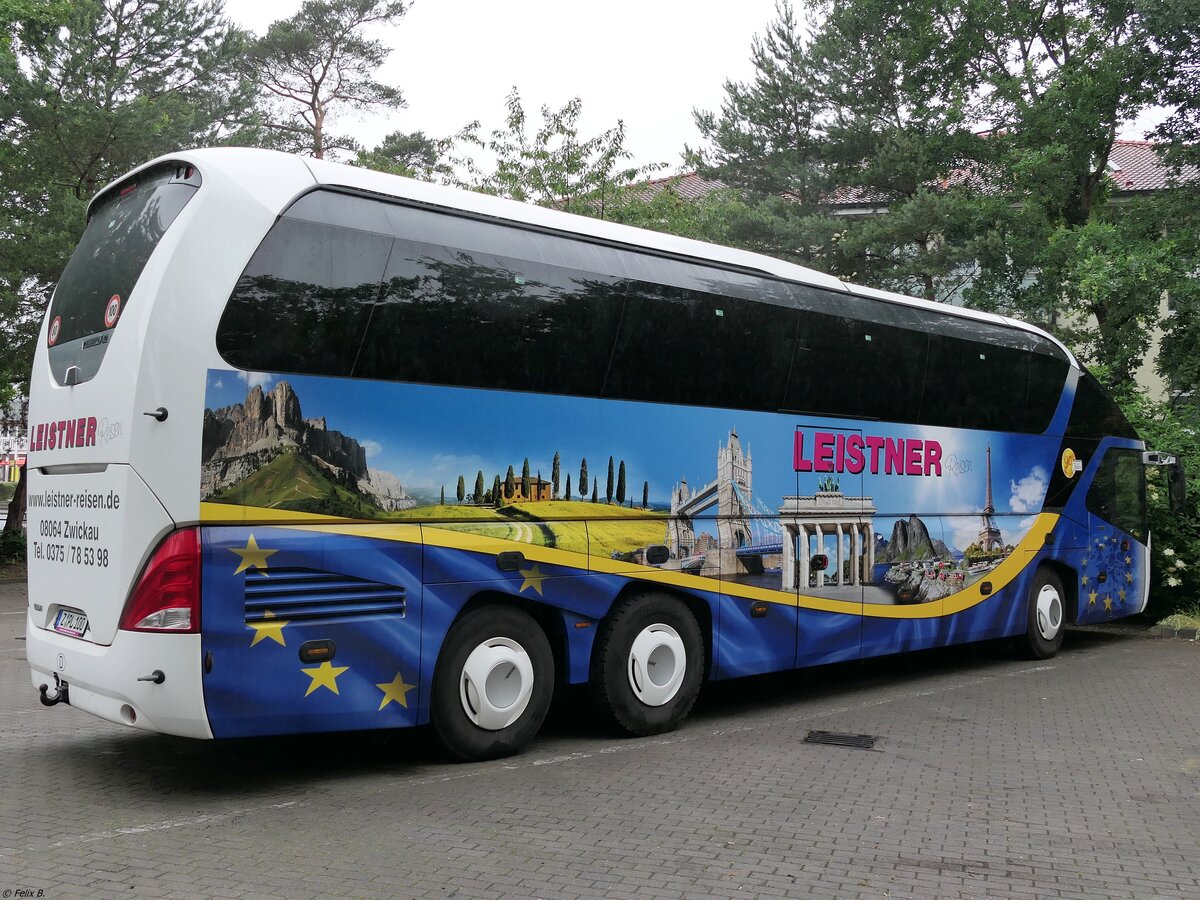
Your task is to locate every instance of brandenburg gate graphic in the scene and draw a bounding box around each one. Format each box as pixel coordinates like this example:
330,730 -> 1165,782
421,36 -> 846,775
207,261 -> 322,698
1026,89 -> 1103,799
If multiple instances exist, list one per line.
780,487 -> 878,590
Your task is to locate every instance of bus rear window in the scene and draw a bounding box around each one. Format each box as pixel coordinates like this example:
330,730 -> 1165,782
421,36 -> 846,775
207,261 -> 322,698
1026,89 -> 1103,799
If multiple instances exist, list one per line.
46,162 -> 202,385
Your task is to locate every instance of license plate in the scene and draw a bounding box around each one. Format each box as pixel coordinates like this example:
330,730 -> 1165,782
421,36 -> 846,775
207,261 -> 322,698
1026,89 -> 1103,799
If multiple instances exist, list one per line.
54,609 -> 88,637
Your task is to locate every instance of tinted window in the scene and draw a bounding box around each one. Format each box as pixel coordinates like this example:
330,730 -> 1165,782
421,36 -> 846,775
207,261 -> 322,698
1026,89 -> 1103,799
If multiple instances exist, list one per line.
1086,448 -> 1147,539
1066,369 -> 1139,440
1024,351 -> 1070,432
603,284 -> 797,410
921,335 -> 1029,430
357,242 -> 624,395
48,162 -> 201,384
217,217 -> 391,376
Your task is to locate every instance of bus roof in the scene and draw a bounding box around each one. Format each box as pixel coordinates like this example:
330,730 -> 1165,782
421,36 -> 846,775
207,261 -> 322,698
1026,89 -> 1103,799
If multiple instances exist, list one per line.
94,147 -> 1078,368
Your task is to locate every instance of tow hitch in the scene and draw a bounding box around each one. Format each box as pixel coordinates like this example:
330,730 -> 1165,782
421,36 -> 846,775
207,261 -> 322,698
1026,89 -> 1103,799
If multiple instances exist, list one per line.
39,676 -> 69,707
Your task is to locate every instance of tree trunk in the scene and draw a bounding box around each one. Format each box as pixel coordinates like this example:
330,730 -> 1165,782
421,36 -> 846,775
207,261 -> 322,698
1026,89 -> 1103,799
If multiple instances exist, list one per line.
4,464 -> 26,535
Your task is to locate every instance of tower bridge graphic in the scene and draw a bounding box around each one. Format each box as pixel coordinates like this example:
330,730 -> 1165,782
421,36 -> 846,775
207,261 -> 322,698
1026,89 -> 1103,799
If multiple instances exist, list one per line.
668,429 -> 783,577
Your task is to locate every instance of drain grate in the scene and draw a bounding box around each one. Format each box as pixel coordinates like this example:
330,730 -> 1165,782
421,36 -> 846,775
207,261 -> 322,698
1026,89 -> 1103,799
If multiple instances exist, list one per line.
803,730 -> 879,750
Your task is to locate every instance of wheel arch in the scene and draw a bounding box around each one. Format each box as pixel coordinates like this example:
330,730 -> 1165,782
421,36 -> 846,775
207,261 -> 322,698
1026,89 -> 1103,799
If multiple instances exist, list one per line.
603,582 -> 714,680
1037,559 -> 1079,624
452,590 -> 569,689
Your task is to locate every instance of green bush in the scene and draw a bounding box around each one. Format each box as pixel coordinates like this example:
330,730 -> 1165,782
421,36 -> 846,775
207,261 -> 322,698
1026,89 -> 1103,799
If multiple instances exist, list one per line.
1113,385 -> 1200,619
0,528 -> 25,566
0,482 -> 14,503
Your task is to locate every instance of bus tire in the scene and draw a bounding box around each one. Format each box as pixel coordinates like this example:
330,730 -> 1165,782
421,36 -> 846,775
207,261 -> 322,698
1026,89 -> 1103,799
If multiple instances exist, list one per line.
431,605 -> 554,762
1019,568 -> 1066,659
591,593 -> 704,736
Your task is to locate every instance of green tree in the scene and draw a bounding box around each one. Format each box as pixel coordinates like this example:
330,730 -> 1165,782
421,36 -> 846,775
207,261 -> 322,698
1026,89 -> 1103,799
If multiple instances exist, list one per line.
353,129 -> 456,180
616,460 -> 626,505
504,465 -> 515,501
591,484 -> 598,503
0,0 -> 256,404
551,451 -> 560,498
460,88 -> 663,215
579,458 -> 588,498
642,481 -> 649,509
440,485 -> 445,505
474,470 -> 484,505
606,456 -> 614,504
565,473 -> 572,501
456,474 -> 465,503
247,0 -> 409,159
492,474 -> 501,506
521,457 -> 531,499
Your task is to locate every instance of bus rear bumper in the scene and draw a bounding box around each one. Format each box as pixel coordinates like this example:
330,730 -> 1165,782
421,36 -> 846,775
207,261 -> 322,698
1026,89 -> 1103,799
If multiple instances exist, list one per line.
25,612 -> 213,739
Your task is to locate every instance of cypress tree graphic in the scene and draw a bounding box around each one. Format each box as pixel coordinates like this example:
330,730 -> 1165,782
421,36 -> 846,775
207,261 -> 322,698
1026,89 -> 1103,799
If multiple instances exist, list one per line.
552,452 -> 560,498
474,470 -> 485,504
606,456 -> 614,504
579,458 -> 588,498
456,475 -> 465,503
642,481 -> 648,509
565,473 -> 572,501
505,465 -> 515,501
440,485 -> 445,506
591,484 -> 598,503
522,458 -> 531,500
492,474 -> 501,506
617,460 -> 626,504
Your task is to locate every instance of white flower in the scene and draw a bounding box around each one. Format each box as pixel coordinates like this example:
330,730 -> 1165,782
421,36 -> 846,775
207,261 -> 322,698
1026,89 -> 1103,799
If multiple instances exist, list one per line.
1162,548 -> 1176,557
1166,575 -> 1182,587
1172,560 -> 1187,570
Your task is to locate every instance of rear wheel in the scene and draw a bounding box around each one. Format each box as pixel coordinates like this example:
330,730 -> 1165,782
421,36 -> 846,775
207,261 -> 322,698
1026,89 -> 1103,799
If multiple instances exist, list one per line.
431,606 -> 553,761
1018,568 -> 1066,659
591,593 -> 704,736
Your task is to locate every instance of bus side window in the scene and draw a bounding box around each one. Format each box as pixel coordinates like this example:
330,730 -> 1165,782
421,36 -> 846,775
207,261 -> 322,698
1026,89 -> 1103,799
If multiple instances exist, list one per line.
1086,449 -> 1147,540
217,218 -> 391,377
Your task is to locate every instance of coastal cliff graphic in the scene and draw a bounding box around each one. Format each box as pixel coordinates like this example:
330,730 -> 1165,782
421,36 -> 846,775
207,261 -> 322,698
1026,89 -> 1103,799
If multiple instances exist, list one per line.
202,381 -> 415,516
202,369 -> 1044,605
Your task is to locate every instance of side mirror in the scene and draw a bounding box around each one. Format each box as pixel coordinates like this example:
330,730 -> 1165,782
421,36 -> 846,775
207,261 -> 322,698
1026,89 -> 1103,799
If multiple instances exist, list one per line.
645,545 -> 670,566
1169,462 -> 1187,514
811,554 -> 829,572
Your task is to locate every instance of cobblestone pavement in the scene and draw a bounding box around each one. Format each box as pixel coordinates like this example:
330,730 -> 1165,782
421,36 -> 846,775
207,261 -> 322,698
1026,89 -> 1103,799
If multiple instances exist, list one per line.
1,580 -> 1197,899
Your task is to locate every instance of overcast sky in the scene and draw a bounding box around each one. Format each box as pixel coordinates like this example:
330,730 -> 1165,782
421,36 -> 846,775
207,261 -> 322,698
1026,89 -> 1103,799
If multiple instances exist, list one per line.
223,0 -> 786,171
222,0 -> 1165,172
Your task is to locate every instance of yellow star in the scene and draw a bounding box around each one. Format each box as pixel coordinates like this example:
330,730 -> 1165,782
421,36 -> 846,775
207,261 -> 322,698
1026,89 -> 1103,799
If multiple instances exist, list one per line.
518,564 -> 545,596
301,661 -> 349,697
1118,589 -> 1127,603
1103,595 -> 1114,612
1125,571 -> 1133,584
229,534 -> 278,575
1081,574 -> 1089,587
376,673 -> 416,710
1125,556 -> 1132,565
248,610 -> 289,647
1088,590 -> 1098,606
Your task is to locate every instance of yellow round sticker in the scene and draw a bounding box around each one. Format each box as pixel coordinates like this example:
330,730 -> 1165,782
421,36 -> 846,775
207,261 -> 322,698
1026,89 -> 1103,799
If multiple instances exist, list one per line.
1061,447 -> 1077,478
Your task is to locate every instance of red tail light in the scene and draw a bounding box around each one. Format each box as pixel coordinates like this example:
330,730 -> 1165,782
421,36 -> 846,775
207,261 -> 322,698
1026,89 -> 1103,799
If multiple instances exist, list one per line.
119,528 -> 201,632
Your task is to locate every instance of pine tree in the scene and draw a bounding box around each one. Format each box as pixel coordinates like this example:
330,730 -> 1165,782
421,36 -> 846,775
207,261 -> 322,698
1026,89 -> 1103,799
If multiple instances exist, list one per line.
617,460 -> 626,504
552,451 -> 560,498
456,475 -> 465,503
474,470 -> 485,504
565,473 -> 572,501
606,456 -> 614,504
579,458 -> 588,498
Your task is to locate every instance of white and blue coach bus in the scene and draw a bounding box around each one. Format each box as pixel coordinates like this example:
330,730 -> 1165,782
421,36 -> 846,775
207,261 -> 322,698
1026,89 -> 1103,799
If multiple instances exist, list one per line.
24,149 -> 1182,760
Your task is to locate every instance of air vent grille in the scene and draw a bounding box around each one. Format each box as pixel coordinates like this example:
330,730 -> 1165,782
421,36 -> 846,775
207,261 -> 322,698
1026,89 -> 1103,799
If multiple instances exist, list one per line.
244,567 -> 406,624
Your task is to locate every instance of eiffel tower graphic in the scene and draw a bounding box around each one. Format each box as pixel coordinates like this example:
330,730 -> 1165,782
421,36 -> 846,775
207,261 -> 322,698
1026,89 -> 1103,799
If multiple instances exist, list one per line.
977,445 -> 1004,552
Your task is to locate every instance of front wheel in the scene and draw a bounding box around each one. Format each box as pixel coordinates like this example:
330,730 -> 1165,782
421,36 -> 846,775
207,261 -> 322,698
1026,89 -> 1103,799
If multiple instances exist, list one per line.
591,593 -> 704,736
431,606 -> 554,761
1018,568 -> 1066,659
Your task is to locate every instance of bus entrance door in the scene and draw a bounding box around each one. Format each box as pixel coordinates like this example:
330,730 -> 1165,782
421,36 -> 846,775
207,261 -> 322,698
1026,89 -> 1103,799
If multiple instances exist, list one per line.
790,425 -> 865,668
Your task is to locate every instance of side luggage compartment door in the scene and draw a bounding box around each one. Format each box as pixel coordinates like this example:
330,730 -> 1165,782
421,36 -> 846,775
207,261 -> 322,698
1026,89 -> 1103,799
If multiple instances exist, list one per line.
201,523 -> 423,737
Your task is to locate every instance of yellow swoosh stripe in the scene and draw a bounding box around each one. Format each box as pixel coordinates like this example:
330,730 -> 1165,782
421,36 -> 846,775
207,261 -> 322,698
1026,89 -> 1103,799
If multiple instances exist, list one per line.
199,502 -> 1058,620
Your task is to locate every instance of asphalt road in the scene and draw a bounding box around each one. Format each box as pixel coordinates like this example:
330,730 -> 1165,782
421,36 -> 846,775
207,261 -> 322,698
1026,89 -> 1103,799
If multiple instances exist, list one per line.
1,579 -> 1197,899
